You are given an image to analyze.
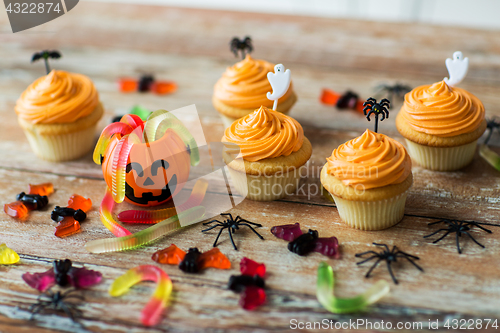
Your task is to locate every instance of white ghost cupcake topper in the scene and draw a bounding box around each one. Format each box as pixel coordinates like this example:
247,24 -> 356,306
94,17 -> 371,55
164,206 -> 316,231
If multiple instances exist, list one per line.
443,51 -> 469,87
267,64 -> 291,110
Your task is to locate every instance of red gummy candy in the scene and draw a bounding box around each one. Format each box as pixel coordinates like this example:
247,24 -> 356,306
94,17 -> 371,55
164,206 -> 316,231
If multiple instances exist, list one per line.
240,257 -> 266,277
4,201 -> 28,219
118,78 -> 138,93
240,286 -> 266,310
55,194 -> 92,238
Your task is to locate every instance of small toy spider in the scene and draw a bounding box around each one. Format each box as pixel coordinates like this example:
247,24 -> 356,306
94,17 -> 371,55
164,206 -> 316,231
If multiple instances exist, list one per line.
29,289 -> 83,323
423,219 -> 492,254
355,243 -> 423,284
230,36 -> 253,60
484,117 -> 500,145
202,213 -> 264,250
375,83 -> 411,101
363,97 -> 390,133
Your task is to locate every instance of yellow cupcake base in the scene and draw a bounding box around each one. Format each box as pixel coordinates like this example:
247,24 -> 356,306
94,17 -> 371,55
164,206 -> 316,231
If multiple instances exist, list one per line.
226,166 -> 303,201
331,191 -> 408,230
405,139 -> 477,171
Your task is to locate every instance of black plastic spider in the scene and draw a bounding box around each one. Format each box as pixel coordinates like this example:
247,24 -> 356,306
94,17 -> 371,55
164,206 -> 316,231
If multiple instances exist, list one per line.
355,243 -> 423,284
230,36 -> 253,60
423,219 -> 492,254
484,117 -> 500,145
363,97 -> 390,133
202,213 -> 264,250
29,289 -> 83,323
375,83 -> 411,101
31,50 -> 61,74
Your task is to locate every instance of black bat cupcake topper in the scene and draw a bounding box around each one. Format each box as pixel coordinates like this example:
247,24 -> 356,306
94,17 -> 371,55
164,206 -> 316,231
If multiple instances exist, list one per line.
363,97 -> 390,133
31,50 -> 62,74
230,36 -> 253,60
484,117 -> 500,145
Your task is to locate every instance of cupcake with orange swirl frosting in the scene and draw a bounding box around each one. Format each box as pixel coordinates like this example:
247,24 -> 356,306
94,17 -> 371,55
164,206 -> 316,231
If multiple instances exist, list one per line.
321,129 -> 413,230
222,105 -> 311,201
213,55 -> 297,128
396,80 -> 486,171
16,70 -> 104,162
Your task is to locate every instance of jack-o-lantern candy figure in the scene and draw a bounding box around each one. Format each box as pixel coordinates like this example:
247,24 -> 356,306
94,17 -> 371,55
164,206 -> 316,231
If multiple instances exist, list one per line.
94,111 -> 199,207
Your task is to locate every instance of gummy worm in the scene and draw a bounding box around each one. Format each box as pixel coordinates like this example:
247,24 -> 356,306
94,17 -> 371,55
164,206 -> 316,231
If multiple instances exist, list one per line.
110,135 -> 137,203
479,144 -> 500,172
144,110 -> 200,166
85,205 -> 205,253
109,265 -> 172,327
316,262 -> 389,314
118,179 -> 208,224
93,122 -> 134,164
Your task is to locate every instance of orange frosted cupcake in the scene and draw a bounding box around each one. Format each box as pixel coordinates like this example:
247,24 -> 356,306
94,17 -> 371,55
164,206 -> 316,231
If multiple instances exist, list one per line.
213,55 -> 297,127
222,106 -> 311,201
321,129 -> 413,230
16,70 -> 104,162
396,80 -> 486,171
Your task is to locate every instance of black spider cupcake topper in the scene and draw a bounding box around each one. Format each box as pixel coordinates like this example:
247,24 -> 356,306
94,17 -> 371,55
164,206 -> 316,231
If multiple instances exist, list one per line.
230,36 -> 253,60
31,50 -> 62,74
363,97 -> 390,133
424,219 -> 492,254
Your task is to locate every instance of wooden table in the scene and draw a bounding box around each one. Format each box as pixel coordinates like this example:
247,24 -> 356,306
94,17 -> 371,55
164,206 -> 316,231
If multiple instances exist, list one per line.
1,3 -> 500,332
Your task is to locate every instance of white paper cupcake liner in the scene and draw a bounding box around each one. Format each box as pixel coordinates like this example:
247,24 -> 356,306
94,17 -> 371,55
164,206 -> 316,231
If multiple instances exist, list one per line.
405,139 -> 477,171
331,191 -> 408,230
226,166 -> 303,201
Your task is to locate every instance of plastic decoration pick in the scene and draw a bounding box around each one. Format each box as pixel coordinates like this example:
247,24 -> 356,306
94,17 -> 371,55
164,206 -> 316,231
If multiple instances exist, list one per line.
271,223 -> 339,258
51,194 -> 92,238
320,89 -> 365,113
230,36 -> 253,60
0,244 -> 20,265
109,265 -> 172,327
316,262 -> 389,314
228,258 -> 266,310
152,244 -> 231,273
202,213 -> 264,251
118,75 -> 177,95
423,219 -> 492,254
4,182 -> 53,219
443,51 -> 469,87
479,118 -> 500,172
363,97 -> 390,133
31,50 -> 61,74
22,259 -> 102,292
355,243 -> 423,285
267,64 -> 291,110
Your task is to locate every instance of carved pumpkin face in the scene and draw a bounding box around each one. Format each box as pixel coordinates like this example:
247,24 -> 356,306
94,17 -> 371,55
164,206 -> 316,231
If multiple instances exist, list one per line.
102,128 -> 191,207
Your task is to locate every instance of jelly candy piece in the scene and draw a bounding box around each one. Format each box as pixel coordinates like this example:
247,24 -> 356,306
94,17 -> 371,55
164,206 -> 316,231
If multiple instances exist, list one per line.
271,223 -> 302,241
240,257 -> 266,277
28,183 -> 54,196
4,201 -> 28,219
151,82 -> 177,95
199,248 -> 231,270
315,237 -> 340,258
320,88 -> 341,105
68,195 -> 92,212
240,285 -> 266,310
55,218 -> 81,238
0,244 -> 20,264
151,244 -> 185,265
118,78 -> 138,92
130,105 -> 152,121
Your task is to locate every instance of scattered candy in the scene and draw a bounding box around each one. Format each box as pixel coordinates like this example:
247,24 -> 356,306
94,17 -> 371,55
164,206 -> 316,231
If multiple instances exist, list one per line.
202,213 -> 264,251
118,75 -> 177,95
424,219 -> 492,254
152,244 -> 230,273
4,183 -> 53,219
109,265 -> 172,327
22,259 -> 102,292
316,262 -> 389,314
355,243 -> 423,285
0,244 -> 20,264
52,194 -> 92,238
320,88 -> 364,113
228,258 -> 266,310
271,223 -> 339,258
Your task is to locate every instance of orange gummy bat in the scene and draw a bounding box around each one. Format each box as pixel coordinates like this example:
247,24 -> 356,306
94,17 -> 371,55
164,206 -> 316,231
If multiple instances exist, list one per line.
4,182 -> 53,219
54,194 -> 92,238
152,244 -> 231,273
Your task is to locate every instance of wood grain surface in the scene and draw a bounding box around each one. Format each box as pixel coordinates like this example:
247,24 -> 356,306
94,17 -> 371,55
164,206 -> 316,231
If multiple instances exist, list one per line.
0,2 -> 499,332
